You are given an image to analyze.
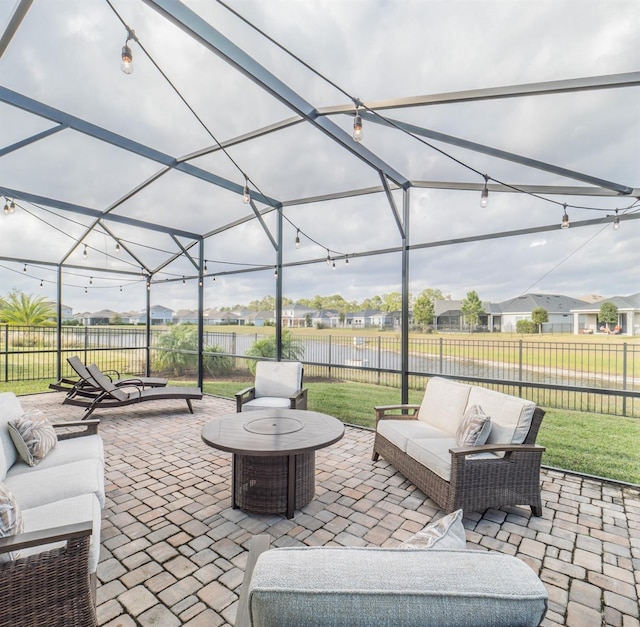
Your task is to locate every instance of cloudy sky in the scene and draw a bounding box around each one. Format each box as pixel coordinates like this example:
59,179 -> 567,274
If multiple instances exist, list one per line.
0,0 -> 638,315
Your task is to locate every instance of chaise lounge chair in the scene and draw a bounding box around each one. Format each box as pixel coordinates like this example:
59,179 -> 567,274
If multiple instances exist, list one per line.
50,356 -> 167,395
63,364 -> 202,419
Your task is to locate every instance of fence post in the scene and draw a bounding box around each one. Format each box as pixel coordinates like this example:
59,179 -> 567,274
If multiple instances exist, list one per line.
84,326 -> 88,364
328,335 -> 332,381
4,324 -> 8,383
622,342 -> 628,417
439,337 -> 443,374
377,336 -> 381,385
518,340 -> 523,397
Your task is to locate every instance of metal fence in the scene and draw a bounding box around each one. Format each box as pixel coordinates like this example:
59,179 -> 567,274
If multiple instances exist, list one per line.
1,325 -> 638,417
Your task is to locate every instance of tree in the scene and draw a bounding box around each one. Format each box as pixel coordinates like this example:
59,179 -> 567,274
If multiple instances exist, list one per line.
413,289 -> 444,327
598,302 -> 619,333
531,307 -> 549,334
0,291 -> 55,325
360,295 -> 383,311
245,330 -> 304,374
381,292 -> 403,312
460,290 -> 485,330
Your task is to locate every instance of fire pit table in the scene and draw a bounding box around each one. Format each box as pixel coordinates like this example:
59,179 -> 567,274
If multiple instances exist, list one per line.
201,408 -> 345,518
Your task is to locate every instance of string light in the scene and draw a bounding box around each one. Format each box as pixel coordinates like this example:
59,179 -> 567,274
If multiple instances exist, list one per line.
84,287 -> 88,294
204,261 -> 208,272
332,259 -> 336,270
182,276 -> 186,284
345,256 -> 349,266
274,266 -> 278,278
326,249 -> 331,265
353,105 -> 363,142
295,230 -> 301,249
243,179 -> 251,204
3,200 -> 10,215
89,277 -> 93,285
480,175 -> 489,208
146,280 -> 151,291
120,285 -> 122,292
613,211 -> 620,231
9,200 -> 15,214
120,29 -> 135,74
560,204 -> 570,229
212,276 -> 216,282
39,279 -> 43,289
115,242 -> 121,253
23,264 -> 27,272
83,245 -> 88,259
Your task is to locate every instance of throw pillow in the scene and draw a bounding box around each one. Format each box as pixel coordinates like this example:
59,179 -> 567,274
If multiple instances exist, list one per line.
456,404 -> 491,447
400,509 -> 466,550
8,409 -> 58,467
0,482 -> 23,562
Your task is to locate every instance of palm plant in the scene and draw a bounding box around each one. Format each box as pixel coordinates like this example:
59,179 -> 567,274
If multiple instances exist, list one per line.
0,291 -> 55,325
245,330 -> 304,374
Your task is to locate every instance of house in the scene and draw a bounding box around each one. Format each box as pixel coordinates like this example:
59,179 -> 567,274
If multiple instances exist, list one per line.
497,294 -> 587,334
281,303 -> 316,327
246,310 -> 275,327
434,300 -> 498,332
308,309 -> 340,328
128,305 -> 173,325
571,293 -> 640,336
344,309 -> 382,329
74,309 -> 121,325
47,302 -> 73,322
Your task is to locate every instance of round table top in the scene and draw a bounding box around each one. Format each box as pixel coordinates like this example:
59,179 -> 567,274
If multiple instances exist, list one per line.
201,408 -> 345,456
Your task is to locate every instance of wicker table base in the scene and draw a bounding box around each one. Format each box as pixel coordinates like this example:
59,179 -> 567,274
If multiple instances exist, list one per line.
233,451 -> 315,517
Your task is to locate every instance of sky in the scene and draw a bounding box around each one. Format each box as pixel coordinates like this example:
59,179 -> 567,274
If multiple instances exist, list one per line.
0,0 -> 638,315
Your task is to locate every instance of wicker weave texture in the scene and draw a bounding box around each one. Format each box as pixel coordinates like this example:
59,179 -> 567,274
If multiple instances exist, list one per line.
235,452 -> 315,514
0,536 -> 97,627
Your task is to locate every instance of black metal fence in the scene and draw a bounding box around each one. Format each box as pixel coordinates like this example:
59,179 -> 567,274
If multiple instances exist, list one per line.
1,325 -> 638,417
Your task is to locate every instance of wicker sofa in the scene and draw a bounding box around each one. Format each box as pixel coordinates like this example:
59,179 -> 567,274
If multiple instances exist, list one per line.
0,392 -> 104,626
372,377 -> 546,515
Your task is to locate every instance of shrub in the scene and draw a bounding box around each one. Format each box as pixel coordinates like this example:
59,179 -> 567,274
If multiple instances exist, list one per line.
516,319 -> 536,334
245,330 -> 304,374
203,344 -> 233,376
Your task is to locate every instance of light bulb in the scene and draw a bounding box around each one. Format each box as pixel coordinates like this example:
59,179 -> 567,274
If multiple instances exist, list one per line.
40,279 -> 43,289
83,245 -> 88,259
613,213 -> 620,231
121,44 -> 133,74
84,287 -> 88,294
212,276 -> 216,282
345,257 -> 349,266
480,176 -> 489,208
332,260 -> 336,270
120,286 -> 122,292
353,111 -> 363,142
3,202 -> 9,215
561,206 -> 570,229
9,200 -> 15,214
23,264 -> 27,272
146,281 -> 151,291
115,242 -> 121,253
295,230 -> 301,249
182,276 -> 186,284
274,266 -> 278,278
243,182 -> 250,204
204,262 -> 208,272
89,277 -> 93,285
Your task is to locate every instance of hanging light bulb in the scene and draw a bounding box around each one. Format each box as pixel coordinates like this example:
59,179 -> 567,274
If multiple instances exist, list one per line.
146,280 -> 151,291
613,211 -> 620,231
326,250 -> 331,265
120,285 -> 123,293
120,28 -> 134,75
353,106 -> 363,142
274,266 -> 278,278
182,276 -> 186,284
560,205 -> 570,229
23,264 -> 27,273
141,267 -> 145,278
115,242 -> 121,253
84,287 -> 88,294
480,175 -> 489,208
204,261 -> 208,272
295,230 -> 301,249
3,201 -> 9,215
83,245 -> 88,259
345,256 -> 349,266
9,200 -> 15,214
243,179 -> 251,204
39,279 -> 43,289
332,260 -> 336,270
198,278 -> 203,287
89,277 -> 93,285
212,276 -> 216,282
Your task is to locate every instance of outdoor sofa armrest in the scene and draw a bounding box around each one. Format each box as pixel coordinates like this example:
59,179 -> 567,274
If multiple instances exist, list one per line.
0,520 -> 93,555
236,534 -> 272,627
374,404 -> 420,424
235,386 -> 256,412
52,419 -> 100,440
290,387 -> 308,410
101,369 -> 121,381
449,443 -> 546,457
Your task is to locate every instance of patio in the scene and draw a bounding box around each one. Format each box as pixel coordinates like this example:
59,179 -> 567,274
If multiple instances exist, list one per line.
19,392 -> 640,627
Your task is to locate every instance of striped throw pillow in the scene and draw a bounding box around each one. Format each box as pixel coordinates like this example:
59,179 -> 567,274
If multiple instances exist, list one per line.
0,482 -> 23,562
400,509 -> 466,549
456,404 -> 491,447
8,409 -> 58,467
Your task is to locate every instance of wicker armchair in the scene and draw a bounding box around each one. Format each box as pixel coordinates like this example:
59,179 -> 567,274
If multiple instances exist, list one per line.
0,521 -> 97,627
372,383 -> 546,516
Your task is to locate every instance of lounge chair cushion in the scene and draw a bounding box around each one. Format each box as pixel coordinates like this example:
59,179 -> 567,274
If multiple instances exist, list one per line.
21,493 -> 102,573
254,362 -> 302,399
4,459 -> 105,509
418,377 -> 471,433
8,409 -> 58,467
0,482 -> 23,562
248,547 -> 548,627
400,509 -> 466,550
377,419 -> 451,453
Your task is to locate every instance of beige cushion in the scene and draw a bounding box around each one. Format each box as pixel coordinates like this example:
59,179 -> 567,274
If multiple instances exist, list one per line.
243,397 -> 293,411
254,361 -> 302,398
8,409 -> 58,467
377,420 -> 450,453
418,378 -> 471,433
467,387 -> 536,445
0,482 -> 23,562
0,392 -> 24,479
400,509 -> 466,550
405,438 -> 456,481
455,405 -> 491,447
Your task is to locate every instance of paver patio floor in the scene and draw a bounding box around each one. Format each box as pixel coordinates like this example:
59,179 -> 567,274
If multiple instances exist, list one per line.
21,393 -> 640,627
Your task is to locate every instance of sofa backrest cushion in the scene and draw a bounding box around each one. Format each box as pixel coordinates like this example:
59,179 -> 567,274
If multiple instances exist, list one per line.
0,393 -> 24,480
248,547 -> 548,627
467,386 -> 536,445
254,361 -> 302,399
418,377 -> 471,433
